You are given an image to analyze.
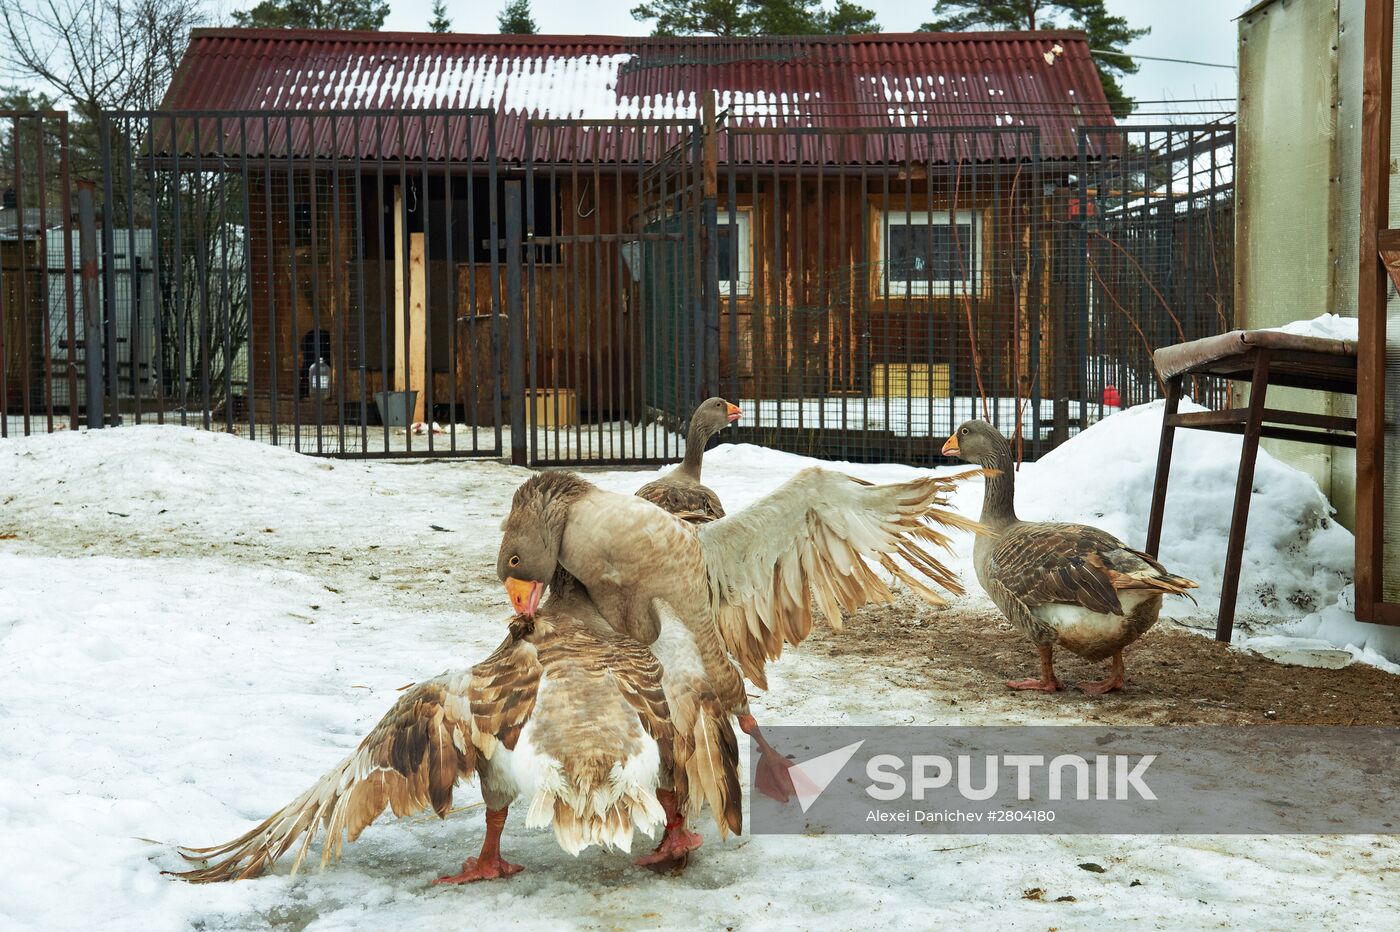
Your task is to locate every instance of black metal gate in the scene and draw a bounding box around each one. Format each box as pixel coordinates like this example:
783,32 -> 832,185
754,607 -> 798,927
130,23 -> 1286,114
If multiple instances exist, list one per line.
515,116 -> 713,466
92,107 -> 505,457
1,110 -> 79,438
4,108 -> 1233,468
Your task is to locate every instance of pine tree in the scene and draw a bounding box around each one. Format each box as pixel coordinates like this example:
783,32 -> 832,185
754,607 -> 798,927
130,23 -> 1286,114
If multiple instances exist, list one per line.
631,0 -> 747,36
429,0 -> 451,32
922,1 -> 1148,116
631,0 -> 879,37
498,0 -> 538,34
231,0 -> 390,31
821,0 -> 879,34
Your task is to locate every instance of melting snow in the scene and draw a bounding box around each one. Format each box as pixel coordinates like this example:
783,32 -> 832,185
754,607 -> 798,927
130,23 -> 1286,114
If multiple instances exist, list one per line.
1267,312 -> 1359,342
0,410 -> 1389,928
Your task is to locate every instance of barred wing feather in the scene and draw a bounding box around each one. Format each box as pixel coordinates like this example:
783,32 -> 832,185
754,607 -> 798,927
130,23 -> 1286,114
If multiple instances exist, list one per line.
697,467 -> 983,687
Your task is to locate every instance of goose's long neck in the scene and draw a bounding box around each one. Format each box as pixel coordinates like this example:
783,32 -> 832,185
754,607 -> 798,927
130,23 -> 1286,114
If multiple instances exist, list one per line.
980,446 -> 1018,529
679,421 -> 711,479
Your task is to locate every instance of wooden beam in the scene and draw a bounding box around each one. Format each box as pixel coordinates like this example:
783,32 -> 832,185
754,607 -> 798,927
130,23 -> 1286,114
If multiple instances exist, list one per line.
1167,408 -> 1357,434
1356,0 -> 1394,622
409,232 -> 427,424
1170,422 -> 1358,449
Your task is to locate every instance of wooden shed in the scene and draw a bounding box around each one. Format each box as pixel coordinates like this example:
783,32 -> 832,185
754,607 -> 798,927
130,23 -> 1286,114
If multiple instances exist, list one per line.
154,29 -> 1116,442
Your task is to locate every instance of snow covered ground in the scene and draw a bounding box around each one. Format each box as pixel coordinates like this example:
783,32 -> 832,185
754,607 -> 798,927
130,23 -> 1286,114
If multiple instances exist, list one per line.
0,404 -> 1393,930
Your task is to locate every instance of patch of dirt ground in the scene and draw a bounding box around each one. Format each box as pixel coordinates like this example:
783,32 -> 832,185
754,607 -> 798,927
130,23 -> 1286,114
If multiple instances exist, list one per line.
806,594 -> 1400,726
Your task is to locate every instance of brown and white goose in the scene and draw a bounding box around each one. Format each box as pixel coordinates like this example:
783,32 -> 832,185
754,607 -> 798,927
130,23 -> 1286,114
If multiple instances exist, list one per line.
497,466 -> 980,853
943,419 -> 1197,695
169,576 -> 740,884
635,396 -> 742,519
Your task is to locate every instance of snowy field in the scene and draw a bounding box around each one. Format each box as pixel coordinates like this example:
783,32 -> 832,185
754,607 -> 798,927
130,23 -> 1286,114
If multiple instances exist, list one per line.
1,401 -> 1395,930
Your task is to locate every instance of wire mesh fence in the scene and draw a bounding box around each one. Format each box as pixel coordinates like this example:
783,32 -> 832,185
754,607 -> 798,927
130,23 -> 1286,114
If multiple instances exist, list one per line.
2,106 -> 1234,466
94,109 -> 506,457
717,114 -> 1234,463
1,110 -> 77,437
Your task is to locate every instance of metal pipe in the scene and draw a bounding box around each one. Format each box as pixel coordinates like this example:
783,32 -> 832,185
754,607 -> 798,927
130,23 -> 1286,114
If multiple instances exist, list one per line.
77,180 -> 103,428
505,180 -> 526,466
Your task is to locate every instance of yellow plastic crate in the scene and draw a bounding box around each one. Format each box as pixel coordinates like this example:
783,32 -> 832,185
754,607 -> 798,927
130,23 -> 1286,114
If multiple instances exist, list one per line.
529,388 -> 579,428
870,363 -> 950,397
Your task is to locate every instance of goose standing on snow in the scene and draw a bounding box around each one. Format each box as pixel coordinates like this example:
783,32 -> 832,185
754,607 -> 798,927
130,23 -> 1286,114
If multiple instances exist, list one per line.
635,396 -> 742,519
943,420 -> 1197,694
497,467 -> 981,858
169,575 -> 740,885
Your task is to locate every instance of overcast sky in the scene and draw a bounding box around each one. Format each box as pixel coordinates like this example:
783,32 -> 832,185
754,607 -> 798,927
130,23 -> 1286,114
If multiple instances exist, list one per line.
211,0 -> 1243,116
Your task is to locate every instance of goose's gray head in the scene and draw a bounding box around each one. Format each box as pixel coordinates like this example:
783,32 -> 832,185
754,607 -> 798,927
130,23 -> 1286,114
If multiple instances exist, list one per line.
496,472 -> 590,618
942,419 -> 1009,468
692,396 -> 743,438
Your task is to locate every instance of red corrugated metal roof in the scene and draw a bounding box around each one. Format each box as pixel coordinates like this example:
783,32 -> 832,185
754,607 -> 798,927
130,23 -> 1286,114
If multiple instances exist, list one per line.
158,30 -> 1113,163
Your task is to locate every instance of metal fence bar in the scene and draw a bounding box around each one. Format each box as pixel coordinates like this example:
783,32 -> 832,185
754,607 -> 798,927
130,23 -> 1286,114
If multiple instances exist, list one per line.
78,180 -> 103,428
505,179 -> 525,466
4,109 -> 1231,466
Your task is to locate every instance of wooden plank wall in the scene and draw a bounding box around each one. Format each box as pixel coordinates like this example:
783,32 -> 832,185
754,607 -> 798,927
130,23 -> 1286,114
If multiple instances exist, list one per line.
455,174 -> 644,422
727,173 -> 1053,401
241,168 -> 1059,421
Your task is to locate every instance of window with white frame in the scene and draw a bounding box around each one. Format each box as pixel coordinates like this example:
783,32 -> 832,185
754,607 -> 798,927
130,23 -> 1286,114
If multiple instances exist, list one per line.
716,208 -> 752,296
880,209 -> 982,297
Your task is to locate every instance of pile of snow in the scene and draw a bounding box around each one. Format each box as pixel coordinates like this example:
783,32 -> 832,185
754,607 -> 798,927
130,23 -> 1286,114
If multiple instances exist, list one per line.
1267,312 -> 1358,342
1013,400 -> 1353,631
0,424 -> 526,558
1266,585 -> 1400,674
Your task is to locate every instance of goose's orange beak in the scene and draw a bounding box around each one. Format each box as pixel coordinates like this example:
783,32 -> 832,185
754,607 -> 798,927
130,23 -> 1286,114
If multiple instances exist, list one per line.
726,403 -> 743,423
505,577 -> 544,618
941,434 -> 959,457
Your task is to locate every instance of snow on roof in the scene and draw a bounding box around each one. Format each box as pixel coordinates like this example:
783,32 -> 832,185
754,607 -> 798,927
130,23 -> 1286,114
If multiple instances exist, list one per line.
159,30 -> 1115,163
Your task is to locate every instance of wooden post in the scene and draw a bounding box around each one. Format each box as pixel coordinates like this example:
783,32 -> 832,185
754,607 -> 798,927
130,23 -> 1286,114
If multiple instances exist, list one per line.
391,184 -> 427,424
1216,350 -> 1272,644
409,232 -> 427,424
1145,374 -> 1183,557
1356,0 -> 1394,621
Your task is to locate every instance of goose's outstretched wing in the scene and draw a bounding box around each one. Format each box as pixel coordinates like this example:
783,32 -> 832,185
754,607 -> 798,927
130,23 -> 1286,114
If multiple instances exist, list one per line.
170,631 -> 538,883
698,467 -> 983,687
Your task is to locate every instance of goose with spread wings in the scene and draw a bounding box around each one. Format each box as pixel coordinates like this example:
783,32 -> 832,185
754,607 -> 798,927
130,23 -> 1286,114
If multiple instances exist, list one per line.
496,466 -> 981,853
168,577 -> 740,885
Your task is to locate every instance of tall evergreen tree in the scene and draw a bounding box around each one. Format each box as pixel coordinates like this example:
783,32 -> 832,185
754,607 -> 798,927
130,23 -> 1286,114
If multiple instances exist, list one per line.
821,0 -> 879,34
429,0 -> 451,32
231,0 -> 390,31
922,1 -> 1148,116
498,0 -> 538,34
631,0 -> 879,37
0,87 -> 72,195
631,0 -> 747,36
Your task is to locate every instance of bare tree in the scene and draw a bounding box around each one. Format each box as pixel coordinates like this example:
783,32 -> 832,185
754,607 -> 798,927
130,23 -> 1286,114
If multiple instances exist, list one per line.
0,0 -> 206,123
0,0 -> 253,414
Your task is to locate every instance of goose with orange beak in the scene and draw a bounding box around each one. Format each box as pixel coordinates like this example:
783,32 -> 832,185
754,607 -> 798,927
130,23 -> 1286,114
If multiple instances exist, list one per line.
635,396 -> 744,520
495,465 -> 981,863
943,419 -> 1197,694
496,472 -> 743,869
